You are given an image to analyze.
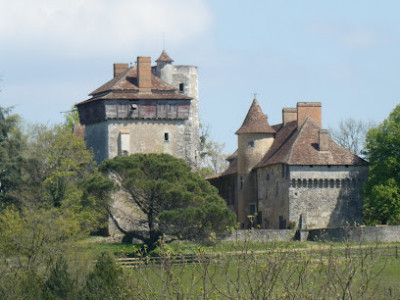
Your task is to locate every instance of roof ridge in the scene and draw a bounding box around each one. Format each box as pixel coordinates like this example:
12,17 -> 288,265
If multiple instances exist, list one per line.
90,66 -> 134,96
267,123 -> 298,164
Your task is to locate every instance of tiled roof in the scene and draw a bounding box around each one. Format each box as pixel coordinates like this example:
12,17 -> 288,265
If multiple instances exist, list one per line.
156,50 -> 174,63
76,66 -> 191,106
256,118 -> 367,167
89,67 -> 176,96
236,99 -> 276,134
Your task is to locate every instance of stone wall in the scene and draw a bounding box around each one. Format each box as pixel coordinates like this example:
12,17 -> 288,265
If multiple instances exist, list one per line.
223,229 -> 296,242
223,226 -> 400,243
257,164 -> 290,229
307,226 -> 400,243
288,165 -> 368,228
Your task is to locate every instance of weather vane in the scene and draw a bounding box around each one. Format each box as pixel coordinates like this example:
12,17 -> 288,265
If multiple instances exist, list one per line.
253,92 -> 258,99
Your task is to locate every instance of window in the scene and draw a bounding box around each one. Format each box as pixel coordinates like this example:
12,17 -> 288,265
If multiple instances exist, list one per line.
164,132 -> 169,142
179,83 -> 184,93
119,131 -> 130,156
248,140 -> 255,148
240,176 -> 243,190
249,204 -> 256,216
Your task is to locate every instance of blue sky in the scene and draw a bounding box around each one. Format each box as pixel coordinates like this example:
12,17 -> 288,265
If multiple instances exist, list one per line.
1,0 -> 399,154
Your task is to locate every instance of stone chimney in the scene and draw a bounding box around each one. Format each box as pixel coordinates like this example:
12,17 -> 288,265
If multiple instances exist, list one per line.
282,108 -> 297,125
113,63 -> 129,78
297,102 -> 321,128
137,56 -> 152,92
319,129 -> 329,151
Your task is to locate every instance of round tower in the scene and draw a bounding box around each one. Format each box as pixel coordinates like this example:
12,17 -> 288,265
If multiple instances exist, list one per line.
236,98 -> 276,226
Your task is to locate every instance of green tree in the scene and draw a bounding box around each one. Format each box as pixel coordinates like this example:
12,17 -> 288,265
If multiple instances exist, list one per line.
81,252 -> 125,300
20,124 -> 95,208
363,104 -> 400,224
43,256 -> 75,300
99,153 -> 236,249
0,106 -> 25,205
63,108 -> 80,132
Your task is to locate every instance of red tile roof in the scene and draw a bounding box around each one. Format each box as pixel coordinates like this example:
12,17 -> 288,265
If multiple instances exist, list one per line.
236,99 -> 276,134
214,116 -> 366,180
156,50 -> 174,63
256,118 -> 367,167
76,66 -> 191,106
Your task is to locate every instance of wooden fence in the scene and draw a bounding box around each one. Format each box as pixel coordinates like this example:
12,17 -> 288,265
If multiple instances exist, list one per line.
116,245 -> 400,267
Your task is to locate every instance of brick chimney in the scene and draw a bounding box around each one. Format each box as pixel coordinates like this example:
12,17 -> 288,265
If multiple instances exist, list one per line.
282,108 -> 297,125
113,63 -> 129,78
319,129 -> 329,151
137,56 -> 152,92
297,102 -> 321,128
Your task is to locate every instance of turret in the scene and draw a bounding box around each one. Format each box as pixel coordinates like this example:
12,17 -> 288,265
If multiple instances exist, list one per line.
236,98 -> 275,226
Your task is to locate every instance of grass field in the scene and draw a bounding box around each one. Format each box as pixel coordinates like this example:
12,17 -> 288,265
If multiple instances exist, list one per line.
75,237 -> 400,299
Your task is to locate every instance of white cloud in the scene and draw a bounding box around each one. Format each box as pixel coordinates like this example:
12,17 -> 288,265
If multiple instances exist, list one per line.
0,0 -> 212,55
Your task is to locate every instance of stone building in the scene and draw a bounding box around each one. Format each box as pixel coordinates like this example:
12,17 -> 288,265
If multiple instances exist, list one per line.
75,51 -> 200,236
209,99 -> 368,229
75,50 -> 199,167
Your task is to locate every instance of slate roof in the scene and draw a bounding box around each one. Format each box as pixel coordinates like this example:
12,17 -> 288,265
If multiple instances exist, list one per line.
76,66 -> 191,106
236,99 -> 276,134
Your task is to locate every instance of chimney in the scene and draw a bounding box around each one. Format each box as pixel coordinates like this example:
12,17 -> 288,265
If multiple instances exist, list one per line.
113,63 -> 129,78
297,102 -> 321,128
282,108 -> 297,125
319,129 -> 329,151
137,56 -> 152,92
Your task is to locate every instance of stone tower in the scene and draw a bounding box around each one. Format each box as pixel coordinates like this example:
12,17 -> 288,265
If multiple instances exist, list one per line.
76,50 -> 199,167
235,99 -> 275,226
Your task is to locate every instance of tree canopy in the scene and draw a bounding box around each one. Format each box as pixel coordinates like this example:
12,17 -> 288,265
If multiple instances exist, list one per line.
99,153 -> 236,248
363,104 -> 400,225
0,106 -> 25,204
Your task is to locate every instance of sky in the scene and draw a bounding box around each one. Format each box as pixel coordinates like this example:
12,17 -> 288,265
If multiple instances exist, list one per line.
1,0 -> 400,154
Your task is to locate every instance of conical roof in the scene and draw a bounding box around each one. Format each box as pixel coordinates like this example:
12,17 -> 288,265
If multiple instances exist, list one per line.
156,50 -> 174,63
236,99 -> 276,134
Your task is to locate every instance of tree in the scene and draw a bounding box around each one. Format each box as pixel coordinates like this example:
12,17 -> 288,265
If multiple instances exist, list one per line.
198,123 -> 228,176
329,118 -> 375,157
363,104 -> 400,225
0,106 -> 25,205
98,153 -> 236,249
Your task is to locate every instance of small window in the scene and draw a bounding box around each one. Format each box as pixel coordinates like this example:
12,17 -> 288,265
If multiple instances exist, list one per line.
179,83 -> 184,93
249,204 -> 256,216
248,141 -> 255,148
164,132 -> 169,142
240,176 -> 243,190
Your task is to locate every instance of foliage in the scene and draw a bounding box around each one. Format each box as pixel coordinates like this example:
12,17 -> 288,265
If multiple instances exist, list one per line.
0,207 -> 80,270
0,106 -> 25,205
63,107 -> 80,132
198,123 -> 228,176
99,153 -> 236,249
26,124 -> 95,208
363,104 -> 400,224
330,117 -> 374,157
81,252 -> 125,300
43,256 -> 75,300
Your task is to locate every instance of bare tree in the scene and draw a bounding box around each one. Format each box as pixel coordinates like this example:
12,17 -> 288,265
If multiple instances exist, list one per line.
329,118 -> 375,157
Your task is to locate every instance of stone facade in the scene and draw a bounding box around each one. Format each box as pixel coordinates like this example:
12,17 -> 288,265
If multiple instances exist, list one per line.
209,100 -> 368,229
76,50 -> 199,167
76,51 -> 200,236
